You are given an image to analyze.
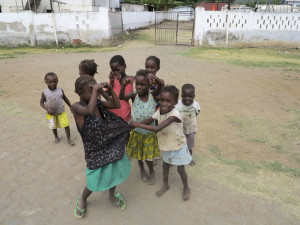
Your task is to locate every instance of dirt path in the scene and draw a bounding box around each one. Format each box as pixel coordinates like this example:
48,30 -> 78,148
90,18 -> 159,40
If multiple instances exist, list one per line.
0,38 -> 299,224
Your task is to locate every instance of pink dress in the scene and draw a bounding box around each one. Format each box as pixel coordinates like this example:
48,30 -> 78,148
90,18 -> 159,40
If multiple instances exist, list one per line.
108,79 -> 133,122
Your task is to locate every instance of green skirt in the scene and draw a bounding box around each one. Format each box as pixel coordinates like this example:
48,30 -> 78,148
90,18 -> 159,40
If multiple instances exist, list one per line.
86,154 -> 131,192
127,130 -> 160,161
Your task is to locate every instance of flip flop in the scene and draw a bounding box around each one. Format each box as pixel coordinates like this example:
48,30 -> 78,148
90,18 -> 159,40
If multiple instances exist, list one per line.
74,198 -> 86,218
113,193 -> 126,211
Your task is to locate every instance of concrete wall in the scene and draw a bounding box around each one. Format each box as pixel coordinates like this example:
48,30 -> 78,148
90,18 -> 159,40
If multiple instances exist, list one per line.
0,8 -> 111,46
122,11 -> 164,30
194,7 -> 300,47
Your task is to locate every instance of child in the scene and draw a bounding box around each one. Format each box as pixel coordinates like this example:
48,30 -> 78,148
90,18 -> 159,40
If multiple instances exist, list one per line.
131,85 -> 192,201
145,56 -> 164,90
79,59 -> 111,101
40,72 -> 75,145
107,55 -> 134,122
72,75 -> 131,218
176,84 -> 200,166
119,69 -> 164,185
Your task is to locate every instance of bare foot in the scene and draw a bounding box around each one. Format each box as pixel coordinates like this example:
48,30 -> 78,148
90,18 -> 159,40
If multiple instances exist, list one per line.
68,139 -> 75,146
190,160 -> 196,166
156,185 -> 169,198
54,137 -> 60,143
141,170 -> 149,182
148,171 -> 155,185
182,187 -> 191,201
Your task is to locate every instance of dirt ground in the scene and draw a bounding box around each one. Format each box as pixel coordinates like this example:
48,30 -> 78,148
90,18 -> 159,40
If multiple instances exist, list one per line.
0,31 -> 299,225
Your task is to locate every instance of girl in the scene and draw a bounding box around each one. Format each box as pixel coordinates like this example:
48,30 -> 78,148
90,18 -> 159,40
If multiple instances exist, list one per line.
119,70 -> 164,185
40,72 -> 75,145
131,85 -> 192,201
145,56 -> 164,91
107,55 -> 134,122
72,75 -> 131,218
79,59 -> 111,101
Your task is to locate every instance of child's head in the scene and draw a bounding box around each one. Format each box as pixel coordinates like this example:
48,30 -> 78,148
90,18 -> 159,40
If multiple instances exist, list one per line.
79,59 -> 98,77
181,84 -> 195,106
135,69 -> 151,97
109,55 -> 126,79
145,56 -> 160,75
75,75 -> 97,102
44,72 -> 58,90
160,85 -> 179,114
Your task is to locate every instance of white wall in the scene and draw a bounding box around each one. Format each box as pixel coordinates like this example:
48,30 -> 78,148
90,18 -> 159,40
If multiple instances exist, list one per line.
194,7 -> 300,47
0,8 -> 111,46
122,11 -> 163,30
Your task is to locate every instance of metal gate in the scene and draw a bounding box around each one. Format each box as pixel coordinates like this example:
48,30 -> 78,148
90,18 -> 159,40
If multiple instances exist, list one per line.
155,11 -> 194,45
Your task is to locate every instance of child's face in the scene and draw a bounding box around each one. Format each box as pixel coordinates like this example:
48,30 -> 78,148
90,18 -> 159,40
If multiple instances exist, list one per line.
45,76 -> 58,90
135,75 -> 150,97
145,59 -> 159,75
160,91 -> 177,115
80,81 -> 96,102
110,62 -> 126,80
181,88 -> 195,106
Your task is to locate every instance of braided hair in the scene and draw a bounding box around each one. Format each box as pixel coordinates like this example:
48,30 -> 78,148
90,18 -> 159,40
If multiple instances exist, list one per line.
75,75 -> 96,94
79,59 -> 98,77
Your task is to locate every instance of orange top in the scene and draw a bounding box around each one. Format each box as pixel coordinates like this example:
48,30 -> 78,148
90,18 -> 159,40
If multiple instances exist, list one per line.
108,79 -> 133,122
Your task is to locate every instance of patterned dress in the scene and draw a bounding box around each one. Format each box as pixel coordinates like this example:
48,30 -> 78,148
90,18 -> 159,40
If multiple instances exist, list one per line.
127,92 -> 160,161
76,100 -> 132,192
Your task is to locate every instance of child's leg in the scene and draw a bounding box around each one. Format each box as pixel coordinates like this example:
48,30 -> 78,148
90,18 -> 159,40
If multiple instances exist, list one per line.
52,129 -> 60,143
75,186 -> 92,217
109,186 -> 126,210
145,160 -> 155,185
186,133 -> 196,166
138,160 -> 149,182
177,165 -> 190,201
64,126 -> 75,145
156,162 -> 170,197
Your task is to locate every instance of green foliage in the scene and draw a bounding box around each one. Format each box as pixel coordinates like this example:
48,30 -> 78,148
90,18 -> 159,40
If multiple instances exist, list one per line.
124,0 -> 199,10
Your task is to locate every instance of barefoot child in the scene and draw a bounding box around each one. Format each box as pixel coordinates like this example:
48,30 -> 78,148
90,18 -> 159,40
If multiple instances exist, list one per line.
131,85 -> 192,201
40,72 -> 75,145
119,70 -> 164,185
107,55 -> 134,122
176,84 -> 200,166
145,56 -> 164,91
72,75 -> 131,218
79,59 -> 111,100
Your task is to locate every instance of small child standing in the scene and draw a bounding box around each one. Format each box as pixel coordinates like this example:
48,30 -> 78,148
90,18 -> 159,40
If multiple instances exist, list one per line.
72,75 -> 131,218
145,56 -> 164,91
119,70 -> 164,185
131,85 -> 192,201
40,72 -> 75,145
176,84 -> 200,166
107,55 -> 134,122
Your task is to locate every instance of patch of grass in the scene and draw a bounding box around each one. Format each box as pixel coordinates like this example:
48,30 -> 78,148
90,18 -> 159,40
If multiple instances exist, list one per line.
179,47 -> 300,69
0,90 -> 6,96
259,161 -> 300,177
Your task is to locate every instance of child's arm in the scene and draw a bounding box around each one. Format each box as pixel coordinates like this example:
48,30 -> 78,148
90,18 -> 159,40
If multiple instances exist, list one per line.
151,76 -> 165,102
119,78 -> 136,102
62,89 -> 72,109
106,71 -> 115,96
101,83 -> 121,109
40,92 -> 54,115
131,116 -> 180,132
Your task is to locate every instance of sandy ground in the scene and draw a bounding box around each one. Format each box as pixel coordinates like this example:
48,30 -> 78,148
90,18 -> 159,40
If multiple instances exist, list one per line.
1,37 -> 299,225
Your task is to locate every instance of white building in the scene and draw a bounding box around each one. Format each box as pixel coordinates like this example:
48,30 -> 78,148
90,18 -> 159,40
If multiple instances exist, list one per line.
0,0 -> 121,13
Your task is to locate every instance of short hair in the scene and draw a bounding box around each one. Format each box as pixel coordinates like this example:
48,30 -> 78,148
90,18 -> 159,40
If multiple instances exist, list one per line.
182,83 -> 195,92
161,85 -> 179,102
146,56 -> 160,69
44,72 -> 57,81
79,59 -> 98,76
135,69 -> 150,79
74,75 -> 96,94
109,55 -> 126,66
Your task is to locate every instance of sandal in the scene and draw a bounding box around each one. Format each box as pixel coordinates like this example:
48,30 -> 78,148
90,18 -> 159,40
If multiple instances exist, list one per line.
74,198 -> 86,218
113,193 -> 126,211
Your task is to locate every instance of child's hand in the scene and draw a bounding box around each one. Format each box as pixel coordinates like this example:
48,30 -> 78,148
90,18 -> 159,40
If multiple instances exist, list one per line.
148,73 -> 157,86
90,83 -> 105,90
114,72 -> 122,81
101,82 -> 112,90
130,121 -> 139,128
109,71 -> 115,81
47,108 -> 54,115
122,78 -> 133,86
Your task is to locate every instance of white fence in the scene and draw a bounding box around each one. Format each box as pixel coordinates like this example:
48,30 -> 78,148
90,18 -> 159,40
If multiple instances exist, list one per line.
122,11 -> 164,30
0,8 -> 111,46
194,7 -> 300,47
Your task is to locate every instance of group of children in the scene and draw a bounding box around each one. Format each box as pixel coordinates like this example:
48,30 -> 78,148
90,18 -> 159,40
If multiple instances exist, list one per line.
39,55 -> 200,218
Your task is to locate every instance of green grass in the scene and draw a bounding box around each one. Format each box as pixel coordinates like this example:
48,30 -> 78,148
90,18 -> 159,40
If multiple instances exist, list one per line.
179,47 -> 300,69
0,45 -> 122,59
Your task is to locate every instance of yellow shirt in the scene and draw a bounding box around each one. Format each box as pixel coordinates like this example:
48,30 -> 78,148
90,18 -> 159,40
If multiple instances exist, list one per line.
152,108 -> 186,151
